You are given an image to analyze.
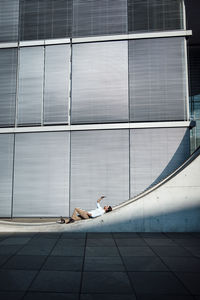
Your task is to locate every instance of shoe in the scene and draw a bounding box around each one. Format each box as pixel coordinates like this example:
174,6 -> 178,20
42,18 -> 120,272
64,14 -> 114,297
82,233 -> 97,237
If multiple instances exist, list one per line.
67,218 -> 75,224
57,217 -> 65,224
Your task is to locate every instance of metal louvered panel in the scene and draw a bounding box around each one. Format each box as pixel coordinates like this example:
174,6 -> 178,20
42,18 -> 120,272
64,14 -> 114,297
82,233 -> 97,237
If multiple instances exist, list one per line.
71,41 -> 129,124
70,129 -> 129,214
20,0 -> 41,41
0,134 -> 14,217
0,49 -> 17,127
17,47 -> 44,125
51,0 -> 72,39
128,0 -> 183,33
129,37 -> 187,122
20,0 -> 72,41
13,132 -> 70,217
0,0 -> 19,42
130,128 -> 190,197
73,0 -> 127,37
44,45 -> 70,125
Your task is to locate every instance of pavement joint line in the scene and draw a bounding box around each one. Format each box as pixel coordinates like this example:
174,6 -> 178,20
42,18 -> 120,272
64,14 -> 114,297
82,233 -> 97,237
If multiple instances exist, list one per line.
111,232 -> 138,299
78,232 -> 88,300
20,233 -> 62,299
141,235 -> 195,297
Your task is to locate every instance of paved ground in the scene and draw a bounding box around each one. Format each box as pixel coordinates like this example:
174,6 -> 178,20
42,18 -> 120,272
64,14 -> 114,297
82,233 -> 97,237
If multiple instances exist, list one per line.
0,232 -> 200,300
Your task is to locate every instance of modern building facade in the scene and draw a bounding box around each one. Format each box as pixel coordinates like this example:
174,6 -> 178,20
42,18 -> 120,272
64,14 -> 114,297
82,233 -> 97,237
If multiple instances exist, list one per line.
0,0 -> 195,217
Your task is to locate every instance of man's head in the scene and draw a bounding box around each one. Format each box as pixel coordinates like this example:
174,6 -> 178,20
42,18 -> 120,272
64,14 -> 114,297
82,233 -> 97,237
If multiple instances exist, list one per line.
104,206 -> 112,213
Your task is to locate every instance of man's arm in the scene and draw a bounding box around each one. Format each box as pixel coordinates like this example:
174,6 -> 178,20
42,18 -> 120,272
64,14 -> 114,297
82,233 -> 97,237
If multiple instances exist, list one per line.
97,196 -> 105,203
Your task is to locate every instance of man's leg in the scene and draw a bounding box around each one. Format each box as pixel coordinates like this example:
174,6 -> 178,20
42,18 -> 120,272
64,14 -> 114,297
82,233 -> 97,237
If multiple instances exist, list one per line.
71,208 -> 89,221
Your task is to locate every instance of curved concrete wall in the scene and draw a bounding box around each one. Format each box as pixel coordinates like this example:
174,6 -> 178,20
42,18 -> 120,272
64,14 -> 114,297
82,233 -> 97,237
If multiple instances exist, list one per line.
1,147 -> 200,232
77,147 -> 200,232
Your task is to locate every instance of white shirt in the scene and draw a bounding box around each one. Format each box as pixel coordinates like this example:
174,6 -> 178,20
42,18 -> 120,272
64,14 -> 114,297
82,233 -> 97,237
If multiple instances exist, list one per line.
88,202 -> 105,218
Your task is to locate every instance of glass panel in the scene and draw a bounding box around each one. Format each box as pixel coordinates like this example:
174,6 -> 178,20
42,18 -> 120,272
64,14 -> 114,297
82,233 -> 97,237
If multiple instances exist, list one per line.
17,47 -> 44,125
20,0 -> 72,41
0,134 -> 14,217
0,0 -> 19,42
13,132 -> 70,217
0,48 -> 17,127
73,0 -> 127,37
44,45 -> 70,125
71,41 -> 128,124
70,129 -> 129,214
128,0 -> 183,33
129,37 -> 187,122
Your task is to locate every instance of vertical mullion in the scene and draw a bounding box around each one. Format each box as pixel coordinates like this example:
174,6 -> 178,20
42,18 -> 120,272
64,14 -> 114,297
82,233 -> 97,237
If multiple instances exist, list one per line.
15,47 -> 20,127
69,130 -> 72,217
184,38 -> 190,121
11,134 -> 16,219
42,45 -> 45,126
68,40 -> 72,125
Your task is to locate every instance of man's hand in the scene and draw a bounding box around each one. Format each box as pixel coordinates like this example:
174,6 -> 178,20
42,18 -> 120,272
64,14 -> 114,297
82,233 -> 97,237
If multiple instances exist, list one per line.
97,195 -> 105,203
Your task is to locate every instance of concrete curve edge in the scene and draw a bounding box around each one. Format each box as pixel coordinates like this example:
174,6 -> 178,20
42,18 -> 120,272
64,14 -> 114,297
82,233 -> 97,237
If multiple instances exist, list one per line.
1,146 -> 200,232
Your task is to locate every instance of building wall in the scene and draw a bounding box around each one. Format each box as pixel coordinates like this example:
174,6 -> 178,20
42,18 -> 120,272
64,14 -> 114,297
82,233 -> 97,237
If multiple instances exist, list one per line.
0,0 -> 191,217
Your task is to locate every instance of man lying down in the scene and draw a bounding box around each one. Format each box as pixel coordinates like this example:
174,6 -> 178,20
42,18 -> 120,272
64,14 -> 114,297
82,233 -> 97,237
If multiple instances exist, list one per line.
58,196 -> 112,224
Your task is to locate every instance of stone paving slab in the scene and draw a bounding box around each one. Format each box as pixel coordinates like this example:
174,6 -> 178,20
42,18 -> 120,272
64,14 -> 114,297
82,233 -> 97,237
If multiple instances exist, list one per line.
30,270 -> 81,293
0,270 -> 37,291
80,294 -> 136,300
82,271 -> 133,294
42,256 -> 83,271
122,256 -> 168,271
3,255 -> 47,270
0,291 -> 25,300
151,245 -> 193,257
0,232 -> 199,299
24,292 -> 79,300
84,256 -> 125,271
129,272 -> 189,295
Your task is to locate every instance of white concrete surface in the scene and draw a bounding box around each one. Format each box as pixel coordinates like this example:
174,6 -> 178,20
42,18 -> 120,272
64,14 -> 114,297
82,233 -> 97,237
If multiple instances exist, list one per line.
1,147 -> 200,232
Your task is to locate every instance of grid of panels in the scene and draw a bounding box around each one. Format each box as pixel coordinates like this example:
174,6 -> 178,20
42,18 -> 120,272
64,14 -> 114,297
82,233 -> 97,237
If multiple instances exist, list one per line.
128,0 -> 183,33
71,41 -> 129,124
0,48 -> 17,127
129,37 -> 187,122
13,132 -> 70,217
0,0 -> 185,42
0,0 -> 19,42
0,128 -> 190,217
73,0 -> 127,37
20,0 -> 72,41
70,129 -> 129,214
44,44 -> 70,125
130,128 -> 190,197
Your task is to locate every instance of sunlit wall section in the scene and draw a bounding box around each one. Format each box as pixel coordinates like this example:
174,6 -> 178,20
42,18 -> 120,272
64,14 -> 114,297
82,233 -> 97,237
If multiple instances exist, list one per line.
0,134 -> 14,217
0,48 -> 17,127
130,128 -> 190,197
71,41 -> 128,124
17,46 -> 44,126
44,45 -> 70,125
73,0 -> 127,37
129,37 -> 187,122
128,0 -> 183,33
13,132 -> 70,217
70,129 -> 129,214
0,0 -> 19,42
